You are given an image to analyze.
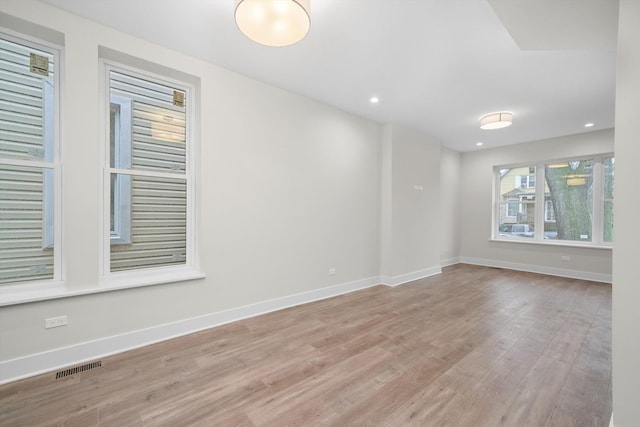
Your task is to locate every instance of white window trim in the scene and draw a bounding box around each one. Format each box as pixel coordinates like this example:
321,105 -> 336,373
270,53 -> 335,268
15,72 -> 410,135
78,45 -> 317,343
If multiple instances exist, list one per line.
99,60 -> 200,290
493,154 -> 614,247
109,95 -> 132,245
545,200 -> 556,223
0,31 -> 63,305
43,78 -> 55,249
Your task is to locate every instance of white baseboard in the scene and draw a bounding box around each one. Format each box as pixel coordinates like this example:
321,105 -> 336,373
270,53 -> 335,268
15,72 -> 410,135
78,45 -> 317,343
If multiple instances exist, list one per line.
0,275 -> 381,385
459,256 -> 612,283
440,257 -> 461,267
381,266 -> 442,287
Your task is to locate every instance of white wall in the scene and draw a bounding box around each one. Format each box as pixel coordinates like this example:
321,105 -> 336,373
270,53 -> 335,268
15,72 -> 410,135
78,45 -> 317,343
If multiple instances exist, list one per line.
0,2 -> 382,367
380,125 -> 442,283
459,129 -> 614,282
440,147 -> 461,265
612,1 -> 640,426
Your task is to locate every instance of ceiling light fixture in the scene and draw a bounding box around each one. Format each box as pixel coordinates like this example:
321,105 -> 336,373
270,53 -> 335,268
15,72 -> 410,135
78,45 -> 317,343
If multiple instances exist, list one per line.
584,122 -> 595,128
234,0 -> 310,47
370,96 -> 379,104
476,142 -> 483,146
480,112 -> 513,130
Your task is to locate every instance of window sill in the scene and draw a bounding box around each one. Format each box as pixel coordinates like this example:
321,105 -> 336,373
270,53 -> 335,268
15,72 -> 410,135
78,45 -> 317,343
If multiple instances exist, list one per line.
100,266 -> 205,291
0,267 -> 205,307
490,238 -> 613,250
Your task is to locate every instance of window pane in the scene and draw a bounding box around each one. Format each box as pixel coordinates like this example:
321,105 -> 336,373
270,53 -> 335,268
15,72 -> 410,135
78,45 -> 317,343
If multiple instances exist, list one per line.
544,159 -> 593,242
497,166 -> 536,238
109,71 -> 186,173
110,173 -> 186,272
0,164 -> 54,284
0,38 -> 55,161
604,157 -> 614,242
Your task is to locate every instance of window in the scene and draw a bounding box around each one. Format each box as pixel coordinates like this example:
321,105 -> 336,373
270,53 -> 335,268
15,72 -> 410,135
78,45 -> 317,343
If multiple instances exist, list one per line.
495,156 -> 614,246
544,200 -> 556,222
102,63 -> 193,277
497,166 -> 536,237
516,174 -> 535,189
0,34 -> 61,285
506,200 -> 518,218
544,159 -> 593,242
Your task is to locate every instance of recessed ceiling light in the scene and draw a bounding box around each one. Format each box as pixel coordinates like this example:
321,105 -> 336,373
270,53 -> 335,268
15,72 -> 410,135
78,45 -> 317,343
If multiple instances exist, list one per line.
370,96 -> 379,104
584,122 -> 595,128
476,142 -> 484,146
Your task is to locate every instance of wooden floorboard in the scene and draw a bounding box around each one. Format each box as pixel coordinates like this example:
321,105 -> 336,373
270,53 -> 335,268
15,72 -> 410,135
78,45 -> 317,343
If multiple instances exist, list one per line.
0,264 -> 612,426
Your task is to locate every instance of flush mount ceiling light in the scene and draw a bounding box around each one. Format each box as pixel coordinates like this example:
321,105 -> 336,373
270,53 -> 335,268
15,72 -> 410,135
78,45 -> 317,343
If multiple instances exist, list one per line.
480,112 -> 513,130
234,0 -> 310,47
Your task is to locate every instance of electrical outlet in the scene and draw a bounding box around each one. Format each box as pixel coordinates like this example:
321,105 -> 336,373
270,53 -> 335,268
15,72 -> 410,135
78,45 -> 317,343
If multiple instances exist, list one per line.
45,315 -> 68,329
328,268 -> 336,275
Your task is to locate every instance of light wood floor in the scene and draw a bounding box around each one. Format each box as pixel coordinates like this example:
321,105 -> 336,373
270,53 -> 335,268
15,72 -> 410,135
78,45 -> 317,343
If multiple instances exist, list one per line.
0,264 -> 612,426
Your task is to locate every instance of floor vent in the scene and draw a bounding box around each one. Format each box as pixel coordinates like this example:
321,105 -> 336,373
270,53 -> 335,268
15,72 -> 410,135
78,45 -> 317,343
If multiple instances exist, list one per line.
55,361 -> 102,379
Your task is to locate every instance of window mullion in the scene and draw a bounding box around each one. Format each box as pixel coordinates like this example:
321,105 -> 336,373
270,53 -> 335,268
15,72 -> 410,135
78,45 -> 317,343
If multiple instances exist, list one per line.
109,167 -> 187,180
535,164 -> 545,241
592,158 -> 604,245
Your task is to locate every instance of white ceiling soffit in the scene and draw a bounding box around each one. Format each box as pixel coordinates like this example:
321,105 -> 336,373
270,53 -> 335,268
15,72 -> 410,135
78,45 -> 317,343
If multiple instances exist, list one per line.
489,0 -> 619,51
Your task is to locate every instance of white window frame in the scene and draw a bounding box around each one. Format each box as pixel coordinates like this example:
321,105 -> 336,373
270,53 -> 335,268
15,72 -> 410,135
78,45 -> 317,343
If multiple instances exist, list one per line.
505,200 -> 518,218
0,30 -> 63,300
493,154 -> 614,248
517,174 -> 535,189
109,95 -> 132,245
544,200 -> 556,223
99,60 -> 201,289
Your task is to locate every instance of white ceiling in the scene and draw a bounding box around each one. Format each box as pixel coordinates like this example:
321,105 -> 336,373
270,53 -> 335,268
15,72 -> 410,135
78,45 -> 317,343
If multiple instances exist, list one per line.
39,0 -> 618,152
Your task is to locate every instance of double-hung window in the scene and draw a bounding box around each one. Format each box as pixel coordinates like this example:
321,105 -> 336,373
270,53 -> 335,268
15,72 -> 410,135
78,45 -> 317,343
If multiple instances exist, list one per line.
0,33 -> 61,286
494,155 -> 614,245
102,62 -> 196,282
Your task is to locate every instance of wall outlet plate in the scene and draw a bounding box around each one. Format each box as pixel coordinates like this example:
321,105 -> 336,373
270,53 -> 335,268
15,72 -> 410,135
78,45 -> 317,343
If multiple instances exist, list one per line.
45,315 -> 68,329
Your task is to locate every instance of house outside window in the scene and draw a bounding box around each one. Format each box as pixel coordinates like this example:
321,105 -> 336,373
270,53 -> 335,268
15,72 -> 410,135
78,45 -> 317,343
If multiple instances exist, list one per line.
497,166 -> 536,236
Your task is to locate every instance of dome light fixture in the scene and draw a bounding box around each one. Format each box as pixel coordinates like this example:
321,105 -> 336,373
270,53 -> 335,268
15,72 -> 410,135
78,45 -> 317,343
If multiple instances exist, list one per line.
480,112 -> 513,130
234,0 -> 310,47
